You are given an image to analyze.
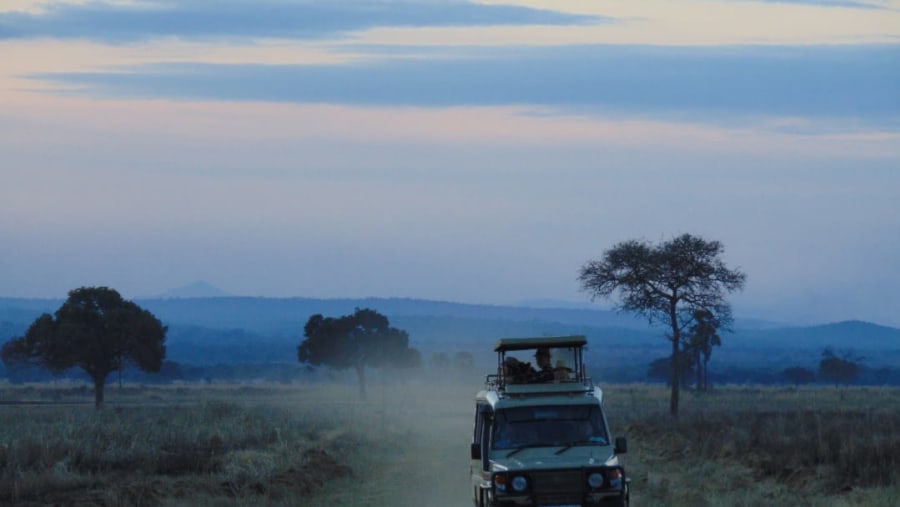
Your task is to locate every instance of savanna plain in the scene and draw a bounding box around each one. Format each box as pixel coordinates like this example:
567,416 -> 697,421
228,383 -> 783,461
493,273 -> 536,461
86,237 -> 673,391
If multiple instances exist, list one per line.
1,380 -> 898,507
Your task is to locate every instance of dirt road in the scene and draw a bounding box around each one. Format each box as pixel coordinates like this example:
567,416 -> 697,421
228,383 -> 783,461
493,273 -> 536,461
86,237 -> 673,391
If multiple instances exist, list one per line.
310,381 -> 477,507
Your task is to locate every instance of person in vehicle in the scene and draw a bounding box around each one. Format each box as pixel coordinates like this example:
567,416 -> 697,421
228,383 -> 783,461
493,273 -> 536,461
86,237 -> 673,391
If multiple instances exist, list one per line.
531,348 -> 555,383
503,356 -> 529,384
553,358 -> 573,381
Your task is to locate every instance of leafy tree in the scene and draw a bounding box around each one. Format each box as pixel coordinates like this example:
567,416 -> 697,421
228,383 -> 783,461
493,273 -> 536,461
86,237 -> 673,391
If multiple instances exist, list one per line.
579,233 -> 746,417
0,287 -> 167,409
818,348 -> 862,386
782,366 -> 816,386
297,308 -> 416,399
684,309 -> 721,391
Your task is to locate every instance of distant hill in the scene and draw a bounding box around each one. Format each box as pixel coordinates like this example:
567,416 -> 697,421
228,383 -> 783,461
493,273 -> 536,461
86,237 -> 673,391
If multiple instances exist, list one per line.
153,281 -> 231,299
730,320 -> 900,351
1,297 -> 898,369
125,296 -> 651,336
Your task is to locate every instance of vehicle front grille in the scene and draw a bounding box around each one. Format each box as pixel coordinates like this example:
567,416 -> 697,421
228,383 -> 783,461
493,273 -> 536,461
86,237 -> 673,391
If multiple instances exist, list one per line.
532,469 -> 583,504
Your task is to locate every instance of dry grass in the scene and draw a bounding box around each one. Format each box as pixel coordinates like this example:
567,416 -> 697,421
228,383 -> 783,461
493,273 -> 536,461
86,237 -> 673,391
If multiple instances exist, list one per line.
0,385 -> 359,506
605,385 -> 900,507
0,382 -> 898,506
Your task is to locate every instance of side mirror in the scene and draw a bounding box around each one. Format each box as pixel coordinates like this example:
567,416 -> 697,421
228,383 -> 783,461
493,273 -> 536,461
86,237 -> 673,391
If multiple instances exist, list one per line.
615,436 -> 628,454
471,443 -> 481,460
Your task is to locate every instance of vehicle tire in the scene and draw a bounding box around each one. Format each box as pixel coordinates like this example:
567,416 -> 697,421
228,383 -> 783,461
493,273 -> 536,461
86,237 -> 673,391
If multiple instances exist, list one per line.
600,493 -> 627,507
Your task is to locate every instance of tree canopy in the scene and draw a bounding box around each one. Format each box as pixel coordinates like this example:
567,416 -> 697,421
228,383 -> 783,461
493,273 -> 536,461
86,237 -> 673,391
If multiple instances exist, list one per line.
579,233 -> 745,416
297,308 -> 417,399
0,286 -> 167,408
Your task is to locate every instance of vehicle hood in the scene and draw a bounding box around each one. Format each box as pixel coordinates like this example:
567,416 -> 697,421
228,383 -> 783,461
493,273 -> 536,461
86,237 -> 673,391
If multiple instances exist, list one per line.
491,445 -> 617,471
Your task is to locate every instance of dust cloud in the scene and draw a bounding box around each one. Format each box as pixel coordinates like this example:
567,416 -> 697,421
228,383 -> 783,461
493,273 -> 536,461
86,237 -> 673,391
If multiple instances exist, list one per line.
310,378 -> 480,507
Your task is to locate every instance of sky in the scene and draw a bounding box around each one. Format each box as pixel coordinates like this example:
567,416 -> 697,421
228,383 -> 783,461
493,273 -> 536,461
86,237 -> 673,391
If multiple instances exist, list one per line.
1,0 -> 899,327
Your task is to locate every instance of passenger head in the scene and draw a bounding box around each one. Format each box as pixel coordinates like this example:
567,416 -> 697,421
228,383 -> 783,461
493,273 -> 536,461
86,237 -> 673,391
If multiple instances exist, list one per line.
535,347 -> 551,368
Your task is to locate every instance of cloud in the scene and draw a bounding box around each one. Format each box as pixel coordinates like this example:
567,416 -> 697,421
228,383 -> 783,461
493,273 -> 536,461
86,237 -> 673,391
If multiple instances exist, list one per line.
29,44 -> 900,125
731,0 -> 886,9
0,0 -> 606,42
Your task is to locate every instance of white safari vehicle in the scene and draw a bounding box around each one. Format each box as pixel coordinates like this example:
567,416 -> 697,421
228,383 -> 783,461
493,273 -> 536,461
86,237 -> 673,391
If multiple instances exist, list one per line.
470,336 -> 629,507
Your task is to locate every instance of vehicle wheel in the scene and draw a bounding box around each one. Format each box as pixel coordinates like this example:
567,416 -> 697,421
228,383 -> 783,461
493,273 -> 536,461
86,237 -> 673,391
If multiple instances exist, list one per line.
600,493 -> 627,507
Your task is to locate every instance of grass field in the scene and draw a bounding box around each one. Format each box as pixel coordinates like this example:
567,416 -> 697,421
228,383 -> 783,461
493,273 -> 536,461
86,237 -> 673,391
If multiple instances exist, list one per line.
1,381 -> 898,506
606,386 -> 900,506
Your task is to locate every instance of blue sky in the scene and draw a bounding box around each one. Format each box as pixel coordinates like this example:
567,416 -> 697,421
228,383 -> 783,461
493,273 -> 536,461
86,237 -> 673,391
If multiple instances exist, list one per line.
0,1 -> 602,41
1,0 -> 899,326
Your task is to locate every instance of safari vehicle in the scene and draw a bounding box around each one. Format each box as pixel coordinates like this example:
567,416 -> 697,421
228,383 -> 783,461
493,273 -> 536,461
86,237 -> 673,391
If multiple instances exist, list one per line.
470,336 -> 629,507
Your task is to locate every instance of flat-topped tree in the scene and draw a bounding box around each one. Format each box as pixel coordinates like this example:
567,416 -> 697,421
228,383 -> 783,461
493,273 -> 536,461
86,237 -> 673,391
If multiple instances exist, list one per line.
579,234 -> 745,417
0,286 -> 167,409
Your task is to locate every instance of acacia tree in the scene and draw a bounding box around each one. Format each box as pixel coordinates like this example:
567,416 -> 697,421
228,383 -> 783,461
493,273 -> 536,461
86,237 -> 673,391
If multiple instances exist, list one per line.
0,287 -> 167,409
579,234 -> 746,417
297,308 -> 416,399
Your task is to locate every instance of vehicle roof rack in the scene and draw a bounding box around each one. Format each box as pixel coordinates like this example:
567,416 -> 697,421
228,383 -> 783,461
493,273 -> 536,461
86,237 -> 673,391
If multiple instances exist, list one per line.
493,335 -> 587,352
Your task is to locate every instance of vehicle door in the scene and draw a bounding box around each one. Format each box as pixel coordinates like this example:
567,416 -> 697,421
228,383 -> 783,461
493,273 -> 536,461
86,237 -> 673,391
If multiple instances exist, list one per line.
470,403 -> 493,505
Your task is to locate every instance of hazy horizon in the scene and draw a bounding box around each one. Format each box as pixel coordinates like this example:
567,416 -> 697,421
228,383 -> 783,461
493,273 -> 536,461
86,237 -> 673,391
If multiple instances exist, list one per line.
2,279 -> 896,330
2,1 -> 898,327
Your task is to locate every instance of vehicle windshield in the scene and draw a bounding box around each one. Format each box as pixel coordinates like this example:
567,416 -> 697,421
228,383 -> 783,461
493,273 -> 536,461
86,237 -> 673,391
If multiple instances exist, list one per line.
491,405 -> 609,450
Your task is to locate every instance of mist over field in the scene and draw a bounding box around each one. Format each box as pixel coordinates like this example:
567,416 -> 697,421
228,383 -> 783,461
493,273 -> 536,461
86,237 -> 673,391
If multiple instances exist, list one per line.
3,295 -> 899,386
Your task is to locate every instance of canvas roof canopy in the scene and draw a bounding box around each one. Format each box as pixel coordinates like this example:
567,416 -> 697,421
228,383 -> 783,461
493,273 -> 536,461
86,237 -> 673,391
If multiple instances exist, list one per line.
493,335 -> 587,352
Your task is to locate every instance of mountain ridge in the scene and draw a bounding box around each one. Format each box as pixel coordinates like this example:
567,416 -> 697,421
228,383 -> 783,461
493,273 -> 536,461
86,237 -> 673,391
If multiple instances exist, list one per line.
2,297 -> 898,364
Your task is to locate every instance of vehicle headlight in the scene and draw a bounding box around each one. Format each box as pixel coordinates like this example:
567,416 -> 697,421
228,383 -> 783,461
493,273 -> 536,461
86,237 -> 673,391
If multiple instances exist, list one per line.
493,474 -> 507,492
511,475 -> 528,492
587,472 -> 604,489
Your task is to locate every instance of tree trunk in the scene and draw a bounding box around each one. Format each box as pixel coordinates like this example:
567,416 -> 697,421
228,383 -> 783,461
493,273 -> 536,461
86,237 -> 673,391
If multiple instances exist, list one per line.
355,363 -> 367,401
703,357 -> 710,391
93,375 -> 106,410
669,301 -> 681,418
669,336 -> 679,417
695,349 -> 702,390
